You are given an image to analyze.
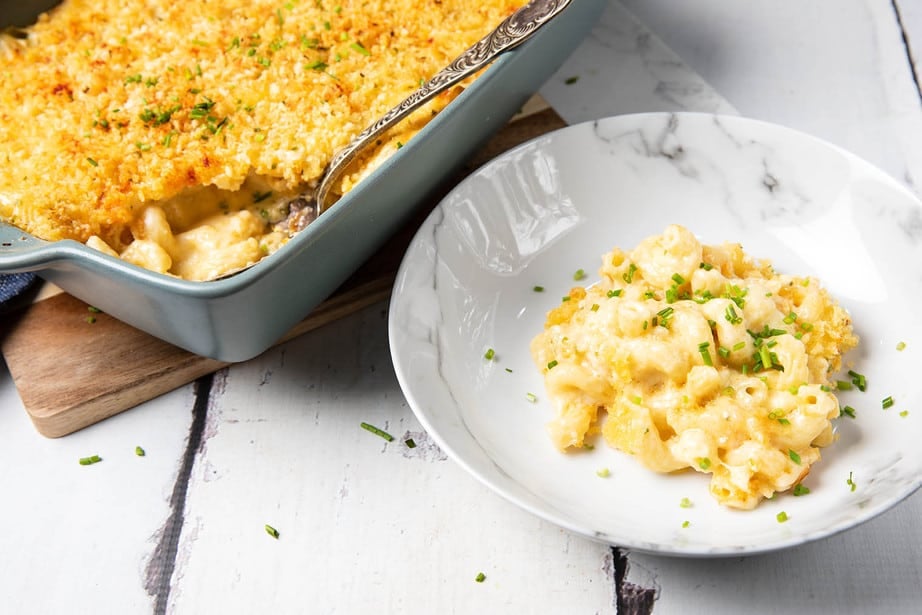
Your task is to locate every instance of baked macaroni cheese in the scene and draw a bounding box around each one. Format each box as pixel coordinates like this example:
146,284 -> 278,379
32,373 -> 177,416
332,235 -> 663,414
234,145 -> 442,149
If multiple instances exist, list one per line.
0,0 -> 522,280
531,225 -> 858,509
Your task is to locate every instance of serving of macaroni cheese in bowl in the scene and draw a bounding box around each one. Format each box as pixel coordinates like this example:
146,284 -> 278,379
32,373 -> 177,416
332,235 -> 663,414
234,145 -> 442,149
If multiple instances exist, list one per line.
531,225 -> 857,509
389,112 -> 922,555
0,0 -> 603,359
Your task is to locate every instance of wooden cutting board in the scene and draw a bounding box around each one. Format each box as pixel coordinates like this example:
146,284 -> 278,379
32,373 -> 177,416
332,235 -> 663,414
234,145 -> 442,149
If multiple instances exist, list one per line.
0,105 -> 567,438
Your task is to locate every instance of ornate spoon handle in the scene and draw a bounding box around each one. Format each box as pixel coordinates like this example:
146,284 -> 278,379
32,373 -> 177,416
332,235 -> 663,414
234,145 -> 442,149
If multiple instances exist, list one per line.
315,0 -> 573,211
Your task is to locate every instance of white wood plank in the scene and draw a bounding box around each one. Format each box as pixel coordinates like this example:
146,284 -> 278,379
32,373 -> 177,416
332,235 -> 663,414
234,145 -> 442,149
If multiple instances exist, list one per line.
165,305 -> 615,614
0,367 -> 197,613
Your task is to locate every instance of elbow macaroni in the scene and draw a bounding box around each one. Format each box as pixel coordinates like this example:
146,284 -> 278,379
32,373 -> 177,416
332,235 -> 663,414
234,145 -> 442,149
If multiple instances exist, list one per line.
530,225 -> 858,509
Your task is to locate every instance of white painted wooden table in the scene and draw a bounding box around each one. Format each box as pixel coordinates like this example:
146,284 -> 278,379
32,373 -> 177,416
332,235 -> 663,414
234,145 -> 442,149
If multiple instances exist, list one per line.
2,1 -> 921,613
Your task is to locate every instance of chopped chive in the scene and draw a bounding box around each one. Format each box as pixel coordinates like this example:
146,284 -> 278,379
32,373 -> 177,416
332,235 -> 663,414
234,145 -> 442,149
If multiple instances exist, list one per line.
846,471 -> 857,492
840,405 -> 856,419
78,455 -> 102,466
135,446 -> 145,457
697,457 -> 711,471
896,341 -> 907,351
836,380 -> 853,391
86,316 -> 97,324
724,304 -> 742,325
630,395 -> 642,405
590,303 -> 600,312
564,75 -> 579,85
698,342 -> 713,366
776,511 -> 789,523
679,497 -> 692,508
607,289 -> 622,298
404,438 -> 417,448
504,368 -> 513,373
788,449 -> 801,464
900,410 -> 909,417
622,263 -> 637,284
681,520 -> 690,528
573,268 -> 586,281
561,295 -> 571,302
86,157 -> 98,167
758,345 -> 772,371
699,262 -> 714,271
718,346 -> 730,359
848,370 -> 867,392
792,484 -> 810,496
882,396 -> 895,409
349,41 -> 371,56
475,572 -> 486,583
547,360 -> 558,370
596,468 -> 610,478
265,524 -> 280,539
360,422 -> 394,442
526,392 -> 537,403
671,273 -> 686,285
483,348 -> 496,360
532,285 -> 544,292
732,341 -> 746,351
782,311 -> 798,325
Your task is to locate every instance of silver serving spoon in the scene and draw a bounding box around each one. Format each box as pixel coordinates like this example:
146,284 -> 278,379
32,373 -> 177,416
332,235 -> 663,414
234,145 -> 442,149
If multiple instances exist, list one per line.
313,0 -> 573,213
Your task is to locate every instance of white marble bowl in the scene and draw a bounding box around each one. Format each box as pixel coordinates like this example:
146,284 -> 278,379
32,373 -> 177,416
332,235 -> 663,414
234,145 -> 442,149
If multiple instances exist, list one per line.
388,112 -> 922,556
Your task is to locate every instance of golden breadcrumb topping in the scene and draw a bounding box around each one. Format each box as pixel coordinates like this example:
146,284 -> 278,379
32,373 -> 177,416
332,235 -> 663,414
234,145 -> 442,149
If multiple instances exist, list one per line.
0,0 -> 520,250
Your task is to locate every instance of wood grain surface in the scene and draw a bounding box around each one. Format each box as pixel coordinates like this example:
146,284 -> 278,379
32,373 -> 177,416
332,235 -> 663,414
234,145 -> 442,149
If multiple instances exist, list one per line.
0,106 -> 566,438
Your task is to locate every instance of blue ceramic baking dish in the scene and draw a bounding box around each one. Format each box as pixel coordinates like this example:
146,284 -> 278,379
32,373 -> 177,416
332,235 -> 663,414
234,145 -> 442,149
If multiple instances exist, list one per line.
0,0 -> 604,361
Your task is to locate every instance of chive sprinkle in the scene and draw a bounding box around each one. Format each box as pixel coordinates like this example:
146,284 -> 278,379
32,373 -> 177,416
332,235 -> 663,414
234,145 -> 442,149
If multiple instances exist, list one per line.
697,457 -> 711,471
78,455 -> 102,466
360,422 -> 394,442
484,348 -> 495,361
547,360 -> 558,370
788,449 -> 801,464
792,484 -> 811,496
681,520 -> 690,528
846,472 -> 857,492
679,497 -> 693,508
607,289 -> 622,298
533,285 -> 544,292
848,370 -> 867,391
596,468 -> 610,478
573,268 -> 586,281
776,511 -> 789,523
135,446 -> 146,457
405,438 -> 417,449
840,405 -> 856,419
882,396 -> 895,409
698,342 -> 713,366
475,572 -> 486,583
265,524 -> 280,539
622,263 -> 637,284
896,341 -> 907,351
526,392 -> 538,403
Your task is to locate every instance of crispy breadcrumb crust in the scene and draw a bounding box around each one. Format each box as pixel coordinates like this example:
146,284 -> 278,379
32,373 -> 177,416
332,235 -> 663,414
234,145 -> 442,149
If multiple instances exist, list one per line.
0,0 -> 520,248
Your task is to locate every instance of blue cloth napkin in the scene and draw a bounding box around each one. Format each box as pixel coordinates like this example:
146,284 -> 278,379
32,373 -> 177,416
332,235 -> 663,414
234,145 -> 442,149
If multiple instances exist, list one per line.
0,273 -> 37,312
